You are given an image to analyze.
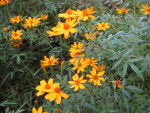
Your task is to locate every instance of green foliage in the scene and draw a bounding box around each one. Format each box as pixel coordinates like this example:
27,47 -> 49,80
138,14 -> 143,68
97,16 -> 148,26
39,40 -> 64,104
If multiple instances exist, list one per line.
0,0 -> 149,112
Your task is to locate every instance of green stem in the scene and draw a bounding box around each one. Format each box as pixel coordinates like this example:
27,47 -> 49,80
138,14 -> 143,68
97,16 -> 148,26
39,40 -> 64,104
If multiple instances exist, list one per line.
57,36 -> 69,48
44,70 -> 48,79
6,4 -> 11,17
50,66 -> 53,77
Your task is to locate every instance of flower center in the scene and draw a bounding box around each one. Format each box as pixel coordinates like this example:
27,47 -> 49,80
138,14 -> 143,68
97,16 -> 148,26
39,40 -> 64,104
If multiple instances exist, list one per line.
97,67 -> 103,71
89,60 -> 93,64
66,9 -> 73,15
93,74 -> 98,80
54,31 -> 58,33
14,33 -> 18,36
48,60 -> 53,64
79,63 -> 82,67
76,46 -> 80,50
102,24 -> 105,27
75,52 -> 79,57
30,20 -> 34,23
54,87 -> 61,93
75,80 -> 80,85
14,17 -> 18,21
83,10 -> 89,16
122,9 -> 126,13
45,83 -> 51,89
115,80 -> 120,85
64,23 -> 70,30
147,8 -> 150,12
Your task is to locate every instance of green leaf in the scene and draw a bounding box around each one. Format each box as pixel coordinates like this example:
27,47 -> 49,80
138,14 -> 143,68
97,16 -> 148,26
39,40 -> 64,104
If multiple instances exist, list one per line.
129,63 -> 144,81
84,103 -> 98,112
33,68 -> 41,76
75,105 -> 80,113
0,100 -> 16,107
112,59 -> 122,69
122,49 -> 132,58
123,63 -> 128,77
126,86 -> 143,92
127,58 -> 141,62
15,109 -> 25,113
17,55 -> 20,64
124,97 -> 129,111
121,88 -> 130,98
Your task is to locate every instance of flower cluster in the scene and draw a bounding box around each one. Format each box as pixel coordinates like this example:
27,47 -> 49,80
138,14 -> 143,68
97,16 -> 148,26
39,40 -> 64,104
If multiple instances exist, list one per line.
0,0 -> 10,5
47,6 -> 97,39
36,78 -> 69,104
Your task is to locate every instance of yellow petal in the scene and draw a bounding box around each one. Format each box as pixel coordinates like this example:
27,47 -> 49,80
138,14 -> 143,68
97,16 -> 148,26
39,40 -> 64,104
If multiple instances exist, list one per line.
32,107 -> 37,113
68,81 -> 75,84
38,107 -> 43,113
74,85 -> 79,91
79,84 -> 85,89
60,91 -> 69,98
56,93 -> 61,104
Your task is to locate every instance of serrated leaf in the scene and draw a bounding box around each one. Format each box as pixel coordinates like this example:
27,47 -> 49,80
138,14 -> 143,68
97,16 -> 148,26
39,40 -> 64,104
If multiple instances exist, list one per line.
129,63 -> 144,81
84,103 -> 98,112
126,86 -> 143,92
112,59 -> 122,69
123,63 -> 128,77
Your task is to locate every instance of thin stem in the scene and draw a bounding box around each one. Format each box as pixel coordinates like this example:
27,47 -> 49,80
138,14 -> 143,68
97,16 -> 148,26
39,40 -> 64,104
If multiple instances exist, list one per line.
6,4 -> 11,17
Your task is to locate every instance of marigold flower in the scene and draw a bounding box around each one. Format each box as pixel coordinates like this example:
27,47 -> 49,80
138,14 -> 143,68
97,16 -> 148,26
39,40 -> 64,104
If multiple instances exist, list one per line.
61,61 -> 65,67
140,5 -> 150,15
57,17 -> 78,39
97,22 -> 110,31
56,108 -> 60,113
85,57 -> 98,67
76,6 -> 97,21
36,78 -> 54,96
40,55 -> 59,67
46,25 -> 63,37
72,57 -> 87,73
116,8 -> 130,14
11,30 -> 23,40
24,17 -> 41,28
58,9 -> 77,18
41,14 -> 48,20
0,0 -> 10,5
32,106 -> 48,113
10,15 -> 23,24
40,62 -> 46,72
70,52 -> 85,64
85,32 -> 96,40
68,74 -> 87,91
95,64 -> 106,72
45,83 -> 69,104
2,27 -> 7,32
114,78 -> 122,89
86,68 -> 105,86
10,39 -> 23,47
69,42 -> 85,53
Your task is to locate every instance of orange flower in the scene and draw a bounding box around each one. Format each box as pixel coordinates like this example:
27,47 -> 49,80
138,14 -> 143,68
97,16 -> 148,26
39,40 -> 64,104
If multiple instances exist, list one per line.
45,83 -> 69,104
72,57 -> 87,73
24,17 -> 41,28
56,108 -> 60,113
58,9 -> 77,18
95,64 -> 106,72
11,30 -> 23,40
32,106 -> 48,113
85,57 -> 98,67
97,22 -> 110,31
69,42 -> 85,53
57,17 -> 78,39
41,14 -> 48,20
10,15 -> 23,24
114,78 -> 122,89
85,32 -> 96,40
2,27 -> 7,32
86,68 -> 105,86
40,55 -> 59,67
10,39 -> 23,47
68,74 -> 87,91
61,61 -> 65,67
76,6 -> 97,21
116,8 -> 130,14
140,5 -> 150,15
0,0 -> 10,5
